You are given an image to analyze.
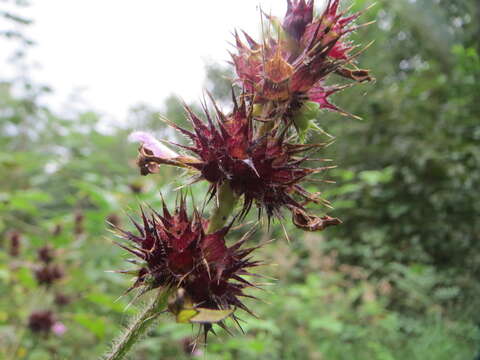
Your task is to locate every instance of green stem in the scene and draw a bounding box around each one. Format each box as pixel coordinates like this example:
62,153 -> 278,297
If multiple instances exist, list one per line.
258,101 -> 275,137
103,288 -> 171,360
207,181 -> 238,234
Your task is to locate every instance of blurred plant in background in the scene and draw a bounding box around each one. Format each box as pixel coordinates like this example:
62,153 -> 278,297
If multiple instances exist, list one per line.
0,0 -> 479,359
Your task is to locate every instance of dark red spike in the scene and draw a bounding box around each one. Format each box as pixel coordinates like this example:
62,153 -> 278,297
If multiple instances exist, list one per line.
241,30 -> 259,50
114,242 -> 146,259
126,213 -> 145,238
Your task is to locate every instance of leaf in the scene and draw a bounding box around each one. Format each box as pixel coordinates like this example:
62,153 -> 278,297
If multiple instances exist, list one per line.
73,313 -> 106,339
85,293 -> 134,314
189,308 -> 234,324
310,317 -> 343,333
176,309 -> 198,324
17,268 -> 36,289
359,167 -> 394,186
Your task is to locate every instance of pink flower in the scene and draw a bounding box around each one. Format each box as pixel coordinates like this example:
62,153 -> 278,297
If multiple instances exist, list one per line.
128,131 -> 178,159
52,322 -> 67,336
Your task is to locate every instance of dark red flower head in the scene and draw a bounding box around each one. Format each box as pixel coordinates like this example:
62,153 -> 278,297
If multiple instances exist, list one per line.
28,310 -> 55,334
137,95 -> 337,227
34,264 -> 64,286
37,245 -> 55,264
113,197 -> 261,334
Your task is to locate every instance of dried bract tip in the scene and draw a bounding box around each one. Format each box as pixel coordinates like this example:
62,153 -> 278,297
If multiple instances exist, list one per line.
292,208 -> 342,231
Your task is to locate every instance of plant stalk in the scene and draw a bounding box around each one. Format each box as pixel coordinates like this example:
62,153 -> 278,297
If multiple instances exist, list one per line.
206,181 -> 238,234
104,288 -> 171,360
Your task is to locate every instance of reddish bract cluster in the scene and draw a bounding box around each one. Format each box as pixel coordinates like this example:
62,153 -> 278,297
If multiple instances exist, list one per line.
139,96 -> 335,225
114,198 -> 260,332
231,0 -> 372,114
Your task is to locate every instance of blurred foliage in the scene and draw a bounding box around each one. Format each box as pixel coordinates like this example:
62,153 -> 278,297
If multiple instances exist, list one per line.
318,0 -> 480,312
1,0 -> 479,359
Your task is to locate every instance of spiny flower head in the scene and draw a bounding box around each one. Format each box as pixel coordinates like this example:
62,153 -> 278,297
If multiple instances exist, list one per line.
231,0 -> 372,116
134,95 -> 339,228
113,197 -> 261,333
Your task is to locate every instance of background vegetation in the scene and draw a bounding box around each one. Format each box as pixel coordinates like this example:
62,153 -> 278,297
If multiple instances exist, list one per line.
1,0 -> 479,359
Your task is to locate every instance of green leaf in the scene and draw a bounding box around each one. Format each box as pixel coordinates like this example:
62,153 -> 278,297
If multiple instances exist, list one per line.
176,309 -> 198,324
73,313 -> 106,339
85,293 -> 134,314
189,308 -> 234,324
310,317 -> 343,333
17,267 -> 36,289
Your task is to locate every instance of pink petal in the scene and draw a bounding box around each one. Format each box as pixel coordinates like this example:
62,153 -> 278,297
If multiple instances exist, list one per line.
52,322 -> 67,336
129,131 -> 178,159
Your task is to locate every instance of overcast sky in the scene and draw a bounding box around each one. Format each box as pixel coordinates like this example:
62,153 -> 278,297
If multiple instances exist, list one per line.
1,1 -> 291,120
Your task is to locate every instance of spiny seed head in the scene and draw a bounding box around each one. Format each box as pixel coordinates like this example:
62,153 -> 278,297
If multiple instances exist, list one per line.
113,197 -> 261,334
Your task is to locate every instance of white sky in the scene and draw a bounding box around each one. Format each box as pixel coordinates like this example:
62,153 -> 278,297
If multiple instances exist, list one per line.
1,1 -> 289,121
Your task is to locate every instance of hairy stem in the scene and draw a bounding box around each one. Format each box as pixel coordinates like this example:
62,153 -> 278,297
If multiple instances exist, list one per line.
207,181 -> 238,234
104,288 -> 172,360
